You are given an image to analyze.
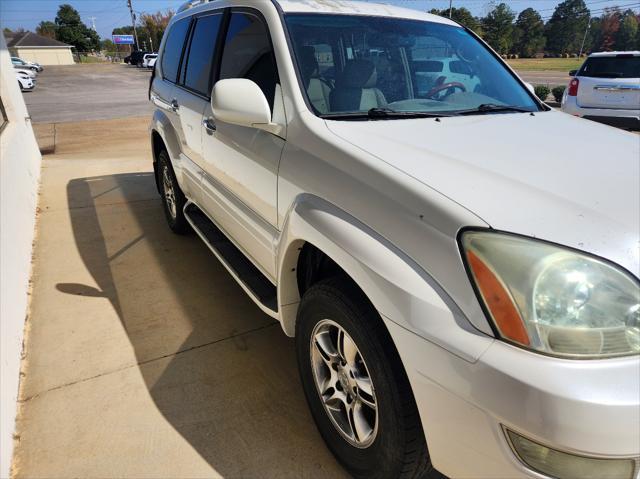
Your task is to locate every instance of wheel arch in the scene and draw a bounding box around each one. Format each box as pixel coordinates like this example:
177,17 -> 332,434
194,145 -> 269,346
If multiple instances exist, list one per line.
276,194 -> 493,362
149,110 -> 182,190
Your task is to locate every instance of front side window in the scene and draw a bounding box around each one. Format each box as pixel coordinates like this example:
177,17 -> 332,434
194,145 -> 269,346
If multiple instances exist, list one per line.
285,14 -> 539,117
579,55 -> 640,79
161,17 -> 191,83
219,12 -> 279,111
183,13 -> 223,95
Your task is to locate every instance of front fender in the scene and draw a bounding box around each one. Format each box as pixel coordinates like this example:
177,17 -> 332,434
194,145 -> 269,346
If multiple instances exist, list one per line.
276,194 -> 494,363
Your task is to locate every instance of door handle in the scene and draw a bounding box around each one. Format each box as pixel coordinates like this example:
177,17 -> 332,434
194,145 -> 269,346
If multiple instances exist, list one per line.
170,99 -> 179,112
202,118 -> 216,133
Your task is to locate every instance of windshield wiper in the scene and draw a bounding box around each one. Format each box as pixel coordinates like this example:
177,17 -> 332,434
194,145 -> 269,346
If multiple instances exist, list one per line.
320,107 -> 455,120
456,103 -> 534,115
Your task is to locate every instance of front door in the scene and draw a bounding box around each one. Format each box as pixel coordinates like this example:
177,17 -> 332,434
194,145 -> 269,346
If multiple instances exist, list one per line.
201,10 -> 285,280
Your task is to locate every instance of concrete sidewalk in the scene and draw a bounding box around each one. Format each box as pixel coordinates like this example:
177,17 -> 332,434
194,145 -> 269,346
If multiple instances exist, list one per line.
12,117 -> 346,478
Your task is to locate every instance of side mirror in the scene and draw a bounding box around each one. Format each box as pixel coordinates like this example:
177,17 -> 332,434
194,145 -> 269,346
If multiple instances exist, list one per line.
525,82 -> 535,95
569,70 -> 577,76
211,79 -> 282,135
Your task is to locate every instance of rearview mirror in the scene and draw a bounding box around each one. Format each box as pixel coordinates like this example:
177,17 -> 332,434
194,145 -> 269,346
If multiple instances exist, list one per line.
569,70 -> 577,76
211,79 -> 282,135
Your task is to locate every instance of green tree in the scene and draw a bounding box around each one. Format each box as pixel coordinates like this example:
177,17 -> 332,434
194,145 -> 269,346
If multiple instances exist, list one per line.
101,38 -> 115,52
429,7 -> 482,35
513,8 -> 545,57
545,0 -> 590,55
55,4 -> 100,52
140,10 -> 174,52
36,20 -> 57,39
586,17 -> 602,53
616,10 -> 639,50
598,7 -> 621,51
481,3 -> 515,54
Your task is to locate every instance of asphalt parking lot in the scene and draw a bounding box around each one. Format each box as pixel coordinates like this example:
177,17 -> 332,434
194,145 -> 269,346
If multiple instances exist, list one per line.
24,63 -> 154,123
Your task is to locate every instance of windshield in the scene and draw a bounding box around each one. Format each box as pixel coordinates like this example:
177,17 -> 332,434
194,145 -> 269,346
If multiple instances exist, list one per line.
579,55 -> 640,79
285,14 -> 540,118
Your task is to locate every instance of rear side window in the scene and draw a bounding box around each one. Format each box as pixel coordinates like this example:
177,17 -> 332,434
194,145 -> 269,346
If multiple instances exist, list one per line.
579,56 -> 640,79
183,14 -> 223,96
219,12 -> 279,110
161,18 -> 191,83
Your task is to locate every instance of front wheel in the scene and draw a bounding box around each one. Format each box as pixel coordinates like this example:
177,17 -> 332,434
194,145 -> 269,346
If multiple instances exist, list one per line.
296,277 -> 436,479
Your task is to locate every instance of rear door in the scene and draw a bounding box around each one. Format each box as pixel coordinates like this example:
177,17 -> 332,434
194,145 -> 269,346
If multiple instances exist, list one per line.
173,11 -> 224,172
577,54 -> 640,110
151,16 -> 200,198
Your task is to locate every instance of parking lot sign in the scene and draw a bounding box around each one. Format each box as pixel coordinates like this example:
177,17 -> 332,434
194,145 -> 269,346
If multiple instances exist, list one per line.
112,35 -> 135,45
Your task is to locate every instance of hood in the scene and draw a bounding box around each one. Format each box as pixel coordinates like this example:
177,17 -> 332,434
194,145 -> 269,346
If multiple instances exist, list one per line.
326,110 -> 640,276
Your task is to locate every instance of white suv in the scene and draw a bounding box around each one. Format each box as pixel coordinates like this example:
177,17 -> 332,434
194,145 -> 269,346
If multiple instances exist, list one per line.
561,51 -> 640,130
149,1 -> 640,478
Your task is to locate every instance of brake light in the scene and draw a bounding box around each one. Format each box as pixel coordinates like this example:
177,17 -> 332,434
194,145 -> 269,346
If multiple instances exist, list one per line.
568,78 -> 579,96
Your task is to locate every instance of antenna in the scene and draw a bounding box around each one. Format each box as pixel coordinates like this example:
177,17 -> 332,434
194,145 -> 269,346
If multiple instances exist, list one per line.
88,16 -> 97,30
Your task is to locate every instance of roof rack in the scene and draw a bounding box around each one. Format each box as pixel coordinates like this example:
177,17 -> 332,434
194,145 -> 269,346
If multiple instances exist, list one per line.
177,0 -> 211,14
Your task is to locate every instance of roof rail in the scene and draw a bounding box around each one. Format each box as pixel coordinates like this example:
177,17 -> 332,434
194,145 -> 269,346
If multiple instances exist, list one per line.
177,0 -> 211,14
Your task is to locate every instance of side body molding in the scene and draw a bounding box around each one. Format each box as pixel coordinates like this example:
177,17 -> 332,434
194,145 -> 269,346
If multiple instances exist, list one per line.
276,194 -> 494,363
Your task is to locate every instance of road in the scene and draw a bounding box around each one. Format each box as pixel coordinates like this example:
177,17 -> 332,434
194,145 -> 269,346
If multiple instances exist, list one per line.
24,63 -> 154,123
516,70 -> 571,86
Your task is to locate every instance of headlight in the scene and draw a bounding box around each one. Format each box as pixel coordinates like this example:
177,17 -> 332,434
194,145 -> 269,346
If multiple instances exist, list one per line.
460,230 -> 640,358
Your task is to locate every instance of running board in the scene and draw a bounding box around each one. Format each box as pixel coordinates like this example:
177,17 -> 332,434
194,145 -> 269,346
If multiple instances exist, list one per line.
184,202 -> 278,315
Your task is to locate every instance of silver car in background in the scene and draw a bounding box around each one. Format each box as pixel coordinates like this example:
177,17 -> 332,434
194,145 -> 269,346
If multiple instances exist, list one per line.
562,51 -> 640,130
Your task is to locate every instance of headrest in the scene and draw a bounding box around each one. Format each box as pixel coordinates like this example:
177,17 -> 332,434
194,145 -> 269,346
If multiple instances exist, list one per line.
298,46 -> 319,79
339,60 -> 377,89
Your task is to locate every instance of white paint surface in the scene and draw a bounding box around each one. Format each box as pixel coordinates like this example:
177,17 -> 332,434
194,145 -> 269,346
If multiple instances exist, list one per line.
0,34 -> 42,478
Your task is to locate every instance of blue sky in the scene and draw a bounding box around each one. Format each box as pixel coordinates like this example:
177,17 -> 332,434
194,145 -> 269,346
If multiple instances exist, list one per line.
1,0 -> 638,40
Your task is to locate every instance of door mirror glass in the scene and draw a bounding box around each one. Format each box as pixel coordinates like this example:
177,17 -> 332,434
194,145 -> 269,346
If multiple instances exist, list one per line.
211,78 -> 281,134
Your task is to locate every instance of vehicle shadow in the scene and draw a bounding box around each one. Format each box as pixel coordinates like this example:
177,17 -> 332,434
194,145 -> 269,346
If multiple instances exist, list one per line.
60,172 -> 346,478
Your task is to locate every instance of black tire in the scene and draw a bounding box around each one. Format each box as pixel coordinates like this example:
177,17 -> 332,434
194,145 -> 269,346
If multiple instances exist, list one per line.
296,277 -> 436,479
157,150 -> 190,234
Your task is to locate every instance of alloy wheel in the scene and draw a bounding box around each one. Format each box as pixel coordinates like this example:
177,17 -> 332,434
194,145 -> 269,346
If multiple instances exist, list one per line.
162,165 -> 177,220
310,319 -> 378,448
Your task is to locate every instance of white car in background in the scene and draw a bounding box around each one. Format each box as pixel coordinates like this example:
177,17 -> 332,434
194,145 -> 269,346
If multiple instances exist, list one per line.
147,56 -> 157,69
562,51 -> 640,130
16,70 -> 35,91
15,68 -> 38,78
142,53 -> 158,68
15,67 -> 37,79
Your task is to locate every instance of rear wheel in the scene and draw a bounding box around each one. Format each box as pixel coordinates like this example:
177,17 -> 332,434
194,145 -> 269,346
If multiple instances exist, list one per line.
296,277 -> 436,479
158,150 -> 190,234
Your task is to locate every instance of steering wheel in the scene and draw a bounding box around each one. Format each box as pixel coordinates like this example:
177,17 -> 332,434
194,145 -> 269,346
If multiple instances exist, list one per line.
425,81 -> 466,99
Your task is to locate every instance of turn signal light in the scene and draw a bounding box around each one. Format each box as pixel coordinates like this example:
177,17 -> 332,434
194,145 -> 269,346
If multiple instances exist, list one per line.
568,78 -> 579,96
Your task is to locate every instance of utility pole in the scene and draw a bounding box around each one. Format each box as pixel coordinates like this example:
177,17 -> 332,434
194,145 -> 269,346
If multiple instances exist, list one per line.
448,0 -> 453,18
88,16 -> 97,31
150,37 -> 154,52
579,16 -> 591,58
127,0 -> 140,51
